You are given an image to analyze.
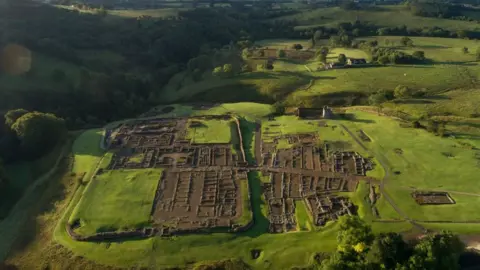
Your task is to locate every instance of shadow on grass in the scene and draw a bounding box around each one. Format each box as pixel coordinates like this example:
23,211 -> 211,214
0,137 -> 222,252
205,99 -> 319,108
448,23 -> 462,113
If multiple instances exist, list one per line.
393,99 -> 435,104
236,118 -> 269,237
336,113 -> 376,124
237,172 -> 270,238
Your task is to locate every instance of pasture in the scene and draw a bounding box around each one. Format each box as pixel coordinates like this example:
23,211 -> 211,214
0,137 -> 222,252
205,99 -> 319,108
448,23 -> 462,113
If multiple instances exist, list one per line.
272,6 -> 480,31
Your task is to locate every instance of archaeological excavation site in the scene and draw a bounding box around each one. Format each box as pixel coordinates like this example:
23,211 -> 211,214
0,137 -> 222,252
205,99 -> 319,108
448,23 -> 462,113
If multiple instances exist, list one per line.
67,112 -> 377,241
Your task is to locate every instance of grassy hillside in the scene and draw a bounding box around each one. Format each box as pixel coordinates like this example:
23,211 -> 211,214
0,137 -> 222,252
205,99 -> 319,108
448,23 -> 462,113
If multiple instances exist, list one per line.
160,71 -> 311,103
273,6 -> 480,31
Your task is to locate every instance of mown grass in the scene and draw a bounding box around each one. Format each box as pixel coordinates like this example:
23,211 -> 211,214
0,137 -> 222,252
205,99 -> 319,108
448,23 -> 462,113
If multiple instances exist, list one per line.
234,179 -> 253,226
387,188 -> 480,222
69,168 -> 163,235
186,119 -> 234,144
335,109 -> 480,224
295,200 -> 314,231
273,6 -> 480,31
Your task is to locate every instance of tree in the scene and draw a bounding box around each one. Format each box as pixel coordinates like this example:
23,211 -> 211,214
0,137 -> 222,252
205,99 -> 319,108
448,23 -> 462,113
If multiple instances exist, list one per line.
369,91 -> 388,114
457,30 -> 468,39
5,109 -> 29,128
400,36 -> 413,47
51,68 -> 66,82
407,232 -> 464,270
378,55 -> 390,65
212,66 -> 223,77
338,54 -> 347,65
316,47 -> 329,63
368,233 -> 411,269
291,44 -> 303,50
321,217 -> 464,270
412,51 -> 425,60
11,112 -> 66,159
394,85 -> 414,99
277,49 -> 286,58
319,53 -> 327,63
368,40 -> 378,47
463,47 -> 469,54
337,216 -> 374,247
223,64 -> 233,76
273,102 -> 285,115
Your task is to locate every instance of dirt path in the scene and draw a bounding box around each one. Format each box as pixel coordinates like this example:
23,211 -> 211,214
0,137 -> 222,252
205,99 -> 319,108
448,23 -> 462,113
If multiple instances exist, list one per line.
0,142 -> 70,261
339,124 -> 426,231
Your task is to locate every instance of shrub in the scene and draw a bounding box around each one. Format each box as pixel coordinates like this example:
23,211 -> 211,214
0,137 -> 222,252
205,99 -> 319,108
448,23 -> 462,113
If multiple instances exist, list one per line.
394,85 -> 414,99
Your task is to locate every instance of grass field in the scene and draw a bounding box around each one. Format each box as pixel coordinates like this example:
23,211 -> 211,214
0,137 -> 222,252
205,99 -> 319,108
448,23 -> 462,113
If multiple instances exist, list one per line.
235,180 -> 253,226
295,200 -> 314,231
69,168 -> 162,235
186,119 -> 235,144
160,70 -> 311,103
273,6 -> 480,31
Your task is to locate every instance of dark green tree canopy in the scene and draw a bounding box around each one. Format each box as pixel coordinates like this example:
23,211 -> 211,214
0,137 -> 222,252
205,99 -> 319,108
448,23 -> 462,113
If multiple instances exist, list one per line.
11,112 -> 66,159
5,109 -> 29,128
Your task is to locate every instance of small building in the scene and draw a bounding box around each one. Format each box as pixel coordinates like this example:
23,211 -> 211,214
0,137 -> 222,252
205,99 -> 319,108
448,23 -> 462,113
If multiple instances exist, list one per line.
296,106 -> 333,119
347,58 -> 367,66
325,62 -> 346,70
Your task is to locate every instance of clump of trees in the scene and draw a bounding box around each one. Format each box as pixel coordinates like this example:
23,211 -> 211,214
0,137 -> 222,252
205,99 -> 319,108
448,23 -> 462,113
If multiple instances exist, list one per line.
212,64 -> 234,77
1,109 -> 66,162
371,47 -> 426,65
320,216 -> 464,269
400,36 -> 414,47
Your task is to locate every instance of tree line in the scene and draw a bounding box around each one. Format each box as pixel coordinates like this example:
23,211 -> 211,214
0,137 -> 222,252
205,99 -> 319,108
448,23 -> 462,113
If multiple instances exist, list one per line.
320,216 -> 465,270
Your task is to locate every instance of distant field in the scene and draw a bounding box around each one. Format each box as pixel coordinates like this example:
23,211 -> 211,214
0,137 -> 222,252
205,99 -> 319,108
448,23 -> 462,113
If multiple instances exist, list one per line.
108,8 -> 188,18
361,36 -> 480,63
272,6 -> 480,31
384,88 -> 480,118
69,168 -> 163,236
160,71 -> 311,103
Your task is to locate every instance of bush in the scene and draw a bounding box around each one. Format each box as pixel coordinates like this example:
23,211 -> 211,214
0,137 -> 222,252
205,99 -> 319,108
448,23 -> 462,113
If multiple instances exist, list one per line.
338,54 -> 347,64
277,49 -> 286,58
412,51 -> 425,60
394,85 -> 414,99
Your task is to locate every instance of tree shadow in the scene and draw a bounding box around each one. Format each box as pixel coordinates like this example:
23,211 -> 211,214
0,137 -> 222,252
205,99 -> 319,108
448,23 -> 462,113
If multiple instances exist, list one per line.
393,99 -> 435,104
236,172 -> 270,238
434,61 -> 478,66
336,113 -> 376,124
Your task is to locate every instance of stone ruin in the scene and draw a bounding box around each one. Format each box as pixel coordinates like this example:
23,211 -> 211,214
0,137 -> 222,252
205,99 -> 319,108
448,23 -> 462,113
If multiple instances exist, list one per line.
412,191 -> 455,205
